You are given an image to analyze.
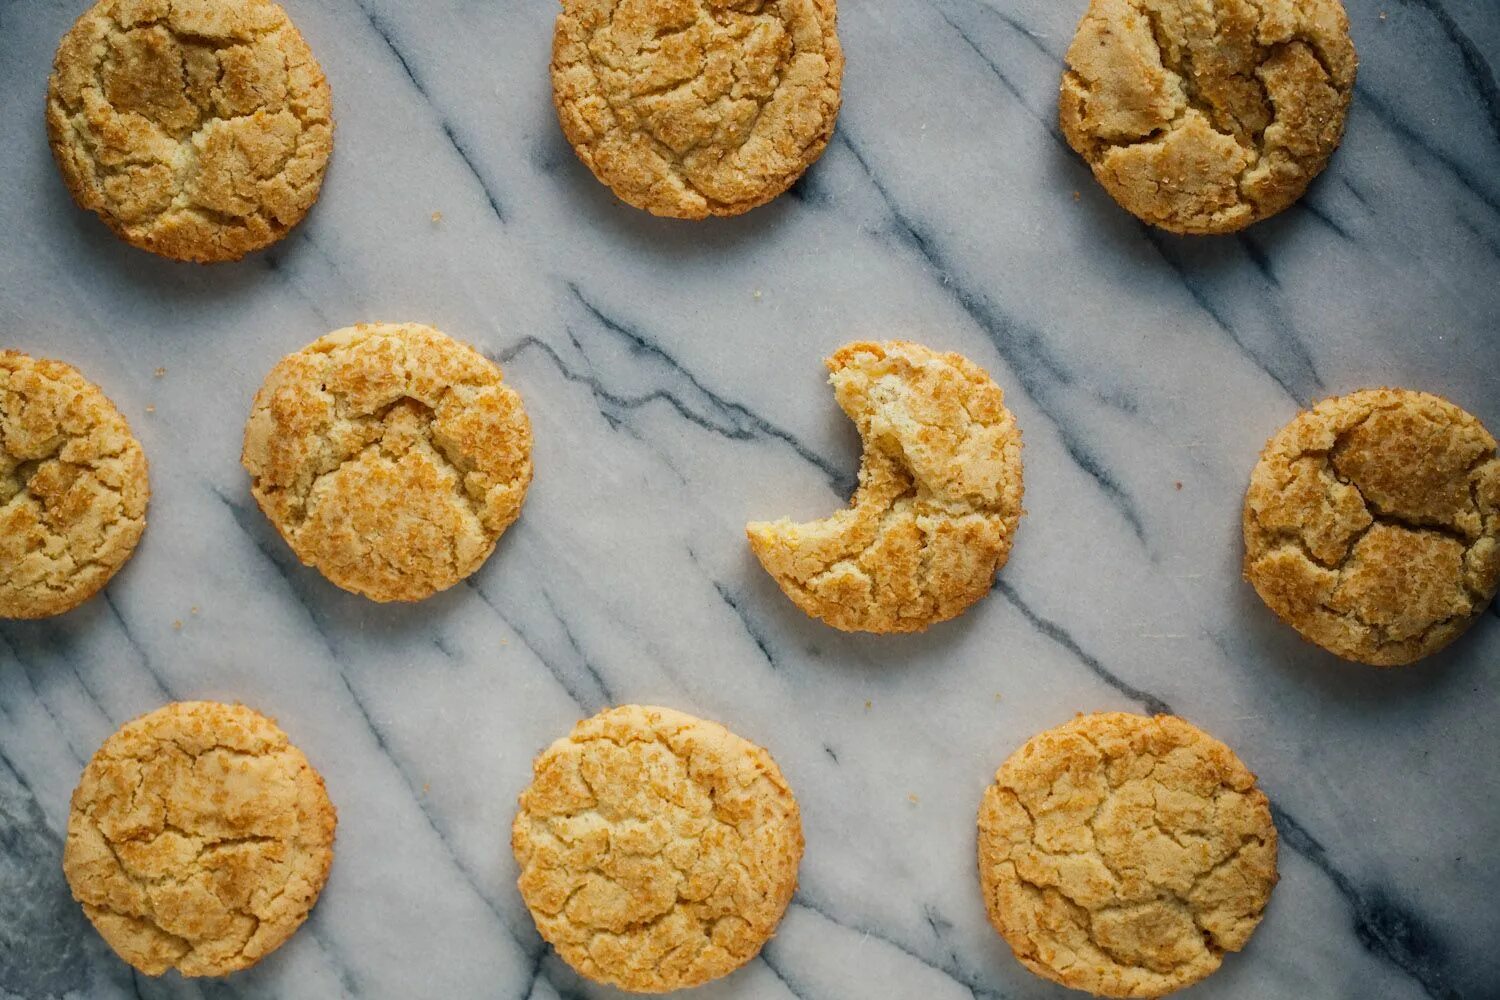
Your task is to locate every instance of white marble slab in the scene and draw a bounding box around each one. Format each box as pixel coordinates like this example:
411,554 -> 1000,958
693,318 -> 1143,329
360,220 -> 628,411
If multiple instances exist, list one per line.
2,0 -> 1498,997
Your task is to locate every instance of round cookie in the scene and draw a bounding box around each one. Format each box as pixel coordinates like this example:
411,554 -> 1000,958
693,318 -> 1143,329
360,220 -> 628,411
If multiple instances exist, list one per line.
242,323 -> 533,603
0,351 -> 149,619
1243,388 -> 1500,666
747,341 -> 1024,633
977,713 -> 1278,998
512,705 -> 803,992
1059,0 -> 1356,234
551,0 -> 843,219
47,0 -> 333,263
63,701 -> 336,977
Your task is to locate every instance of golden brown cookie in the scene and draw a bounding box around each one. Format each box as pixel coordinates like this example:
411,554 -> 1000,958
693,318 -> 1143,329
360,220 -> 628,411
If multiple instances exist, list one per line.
551,0 -> 843,219
63,701 -> 336,977
977,713 -> 1278,999
242,323 -> 533,603
512,705 -> 803,993
0,351 -> 149,619
747,341 -> 1024,633
1243,388 -> 1500,666
1060,0 -> 1356,234
47,0 -> 333,263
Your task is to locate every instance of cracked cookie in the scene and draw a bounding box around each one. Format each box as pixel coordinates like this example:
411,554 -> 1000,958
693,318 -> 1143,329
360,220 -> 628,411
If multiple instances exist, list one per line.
512,705 -> 803,992
242,323 -> 533,603
1243,388 -> 1500,666
1,351 -> 149,619
47,0 -> 333,262
1059,0 -> 1356,234
63,701 -> 336,977
747,341 -> 1024,633
551,0 -> 843,219
978,712 -> 1277,998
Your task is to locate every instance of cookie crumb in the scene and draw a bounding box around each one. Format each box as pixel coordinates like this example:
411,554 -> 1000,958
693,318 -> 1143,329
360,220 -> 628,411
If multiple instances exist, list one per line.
190,606 -> 200,616
1175,481 -> 1183,491
907,793 -> 919,805
1072,190 -> 1081,201
171,620 -> 183,631
144,404 -> 155,414
431,211 -> 443,224
753,289 -> 763,300
153,367 -> 166,378
864,699 -> 873,712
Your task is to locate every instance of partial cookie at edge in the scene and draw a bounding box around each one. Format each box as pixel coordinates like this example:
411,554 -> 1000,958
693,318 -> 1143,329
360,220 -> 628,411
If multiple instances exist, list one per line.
551,0 -> 843,218
1059,0 -> 1356,234
512,705 -> 803,993
0,350 -> 149,619
1243,387 -> 1500,665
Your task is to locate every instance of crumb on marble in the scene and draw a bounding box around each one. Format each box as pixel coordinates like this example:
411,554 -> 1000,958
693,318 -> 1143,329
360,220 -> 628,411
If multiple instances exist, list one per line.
908,793 -> 919,805
145,404 -> 155,413
864,699 -> 873,712
1175,481 -> 1183,491
431,211 -> 443,224
171,620 -> 183,631
153,367 -> 166,378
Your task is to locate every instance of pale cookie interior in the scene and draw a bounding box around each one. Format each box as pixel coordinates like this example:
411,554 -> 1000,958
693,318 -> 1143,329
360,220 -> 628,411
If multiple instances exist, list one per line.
978,713 -> 1277,999
0,351 -> 148,620
242,323 -> 533,603
1060,0 -> 1356,234
47,0 -> 333,262
63,701 -> 336,977
512,705 -> 803,993
747,341 -> 1024,633
551,0 -> 843,218
1243,388 -> 1500,666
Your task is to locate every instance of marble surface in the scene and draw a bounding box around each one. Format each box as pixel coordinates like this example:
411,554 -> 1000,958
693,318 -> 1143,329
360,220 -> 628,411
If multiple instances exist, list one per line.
2,0 -> 1499,997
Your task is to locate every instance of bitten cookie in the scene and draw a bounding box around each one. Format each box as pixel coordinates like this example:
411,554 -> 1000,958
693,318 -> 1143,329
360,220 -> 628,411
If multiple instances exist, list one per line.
512,705 -> 803,993
47,0 -> 333,263
1060,0 -> 1355,234
0,351 -> 149,619
978,713 -> 1278,998
242,323 -> 533,603
63,701 -> 336,977
1243,388 -> 1500,666
747,341 -> 1024,633
551,0 -> 843,218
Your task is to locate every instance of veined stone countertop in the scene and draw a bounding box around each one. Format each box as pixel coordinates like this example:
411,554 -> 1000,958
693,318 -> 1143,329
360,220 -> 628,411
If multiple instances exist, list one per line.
2,0 -> 1497,997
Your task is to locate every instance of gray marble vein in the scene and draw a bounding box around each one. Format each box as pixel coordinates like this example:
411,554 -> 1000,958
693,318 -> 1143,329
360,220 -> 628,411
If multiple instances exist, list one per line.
1,0 -> 1497,998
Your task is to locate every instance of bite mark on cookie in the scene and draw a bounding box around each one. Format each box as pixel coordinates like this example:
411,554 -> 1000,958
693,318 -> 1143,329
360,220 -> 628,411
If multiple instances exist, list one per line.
747,341 -> 1024,633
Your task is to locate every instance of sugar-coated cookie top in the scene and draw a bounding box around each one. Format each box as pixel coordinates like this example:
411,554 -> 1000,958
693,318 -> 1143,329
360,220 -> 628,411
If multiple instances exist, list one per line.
748,340 -> 1024,633
551,0 -> 843,218
242,323 -> 533,603
0,351 -> 149,619
47,0 -> 333,262
1060,0 -> 1356,234
63,701 -> 336,977
513,705 -> 803,993
1243,388 -> 1500,666
978,712 -> 1278,998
